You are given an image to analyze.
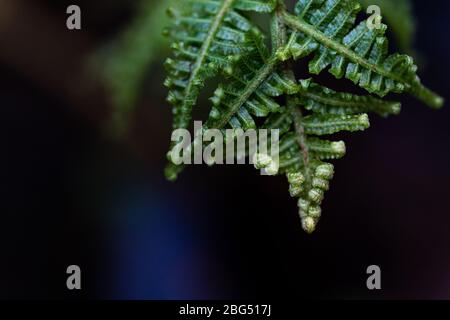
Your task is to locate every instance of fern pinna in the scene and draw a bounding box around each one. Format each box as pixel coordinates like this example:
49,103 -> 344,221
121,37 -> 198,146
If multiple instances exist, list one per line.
163,0 -> 443,233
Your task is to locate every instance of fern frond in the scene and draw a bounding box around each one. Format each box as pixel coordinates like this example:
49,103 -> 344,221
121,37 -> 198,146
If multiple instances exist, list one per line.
359,0 -> 415,55
279,133 -> 346,160
165,0 -> 276,131
260,98 -> 369,233
280,0 -> 443,108
166,29 -> 295,180
307,137 -> 346,160
303,113 -> 370,135
206,32 -> 297,131
297,78 -> 401,117
162,0 -> 444,233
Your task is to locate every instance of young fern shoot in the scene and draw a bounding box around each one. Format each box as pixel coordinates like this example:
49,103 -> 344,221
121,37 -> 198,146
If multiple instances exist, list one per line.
163,0 -> 443,233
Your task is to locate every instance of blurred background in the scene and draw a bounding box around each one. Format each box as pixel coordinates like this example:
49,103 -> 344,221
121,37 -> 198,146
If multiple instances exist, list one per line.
1,0 -> 449,300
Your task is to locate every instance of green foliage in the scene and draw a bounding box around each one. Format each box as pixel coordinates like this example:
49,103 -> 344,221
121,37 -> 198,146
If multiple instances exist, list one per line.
100,0 -> 173,136
279,0 -> 442,107
163,0 -> 444,233
359,0 -> 415,54
164,0 -> 277,131
297,78 -> 401,117
205,30 -> 297,131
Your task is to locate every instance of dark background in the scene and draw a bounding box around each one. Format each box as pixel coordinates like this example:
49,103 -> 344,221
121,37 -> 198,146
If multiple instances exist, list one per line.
1,0 -> 449,299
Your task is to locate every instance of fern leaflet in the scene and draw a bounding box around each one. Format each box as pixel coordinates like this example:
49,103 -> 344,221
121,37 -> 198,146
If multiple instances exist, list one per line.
163,0 -> 444,233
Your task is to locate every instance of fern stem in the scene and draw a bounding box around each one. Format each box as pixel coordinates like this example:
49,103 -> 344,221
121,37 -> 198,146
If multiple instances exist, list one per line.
275,5 -> 315,222
281,11 -> 443,109
290,104 -> 311,179
270,0 -> 287,52
273,3 -> 310,174
281,11 -> 400,81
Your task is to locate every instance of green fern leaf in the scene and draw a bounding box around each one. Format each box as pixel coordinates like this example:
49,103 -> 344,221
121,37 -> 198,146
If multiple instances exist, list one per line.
303,113 -> 370,135
280,0 -> 443,108
206,32 -> 298,131
162,0 -> 444,233
165,29 -> 296,180
165,0 -> 276,131
260,96 -> 369,232
297,78 -> 401,117
279,133 -> 346,160
359,0 -> 415,55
